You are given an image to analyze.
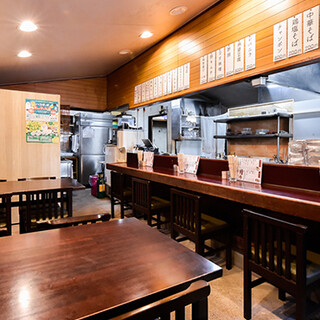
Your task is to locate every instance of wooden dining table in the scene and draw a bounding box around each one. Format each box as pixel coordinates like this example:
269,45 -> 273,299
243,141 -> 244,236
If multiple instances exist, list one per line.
0,217 -> 222,319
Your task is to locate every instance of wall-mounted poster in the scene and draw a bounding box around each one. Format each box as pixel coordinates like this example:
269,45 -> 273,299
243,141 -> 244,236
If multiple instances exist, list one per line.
26,99 -> 59,143
288,13 -> 302,57
303,5 -> 319,53
245,34 -> 256,70
273,20 -> 287,61
225,43 -> 234,77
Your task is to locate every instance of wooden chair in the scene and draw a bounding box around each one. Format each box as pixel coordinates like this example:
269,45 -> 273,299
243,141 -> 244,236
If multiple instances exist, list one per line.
132,177 -> 170,229
243,209 -> 320,320
170,188 -> 232,269
111,171 -> 132,219
110,280 -> 211,320
0,195 -> 11,236
36,213 -> 111,230
19,188 -> 73,233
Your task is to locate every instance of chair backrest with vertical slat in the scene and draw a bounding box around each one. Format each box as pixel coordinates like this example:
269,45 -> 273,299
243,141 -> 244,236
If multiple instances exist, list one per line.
109,280 -> 210,320
243,209 -> 307,289
20,188 -> 72,233
171,188 -> 201,240
111,171 -> 125,200
132,177 -> 151,216
0,195 -> 11,236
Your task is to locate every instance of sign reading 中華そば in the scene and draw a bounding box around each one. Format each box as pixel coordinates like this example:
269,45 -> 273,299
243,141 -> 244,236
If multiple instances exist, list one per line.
26,99 -> 60,143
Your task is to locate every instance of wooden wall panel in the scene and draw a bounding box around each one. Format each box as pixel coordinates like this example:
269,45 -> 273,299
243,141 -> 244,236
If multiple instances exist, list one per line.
107,0 -> 320,110
1,77 -> 107,111
0,89 -> 61,181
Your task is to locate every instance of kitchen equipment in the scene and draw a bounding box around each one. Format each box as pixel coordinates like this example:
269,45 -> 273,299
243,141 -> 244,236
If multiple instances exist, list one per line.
75,112 -> 113,185
60,159 -> 73,178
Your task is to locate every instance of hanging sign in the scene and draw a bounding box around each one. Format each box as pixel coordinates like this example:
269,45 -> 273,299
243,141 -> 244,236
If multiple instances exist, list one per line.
200,55 -> 207,84
245,34 -> 256,70
26,99 -> 59,143
273,20 -> 287,61
288,13 -> 302,57
234,39 -> 244,73
216,48 -> 225,79
225,43 -> 234,77
303,5 -> 319,53
208,51 -> 215,82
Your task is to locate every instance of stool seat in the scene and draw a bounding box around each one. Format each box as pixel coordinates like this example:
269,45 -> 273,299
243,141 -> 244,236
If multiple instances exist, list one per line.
201,214 -> 228,233
151,196 -> 170,211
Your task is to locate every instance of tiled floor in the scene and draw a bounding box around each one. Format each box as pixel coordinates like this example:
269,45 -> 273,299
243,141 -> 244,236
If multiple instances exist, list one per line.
73,189 -> 320,320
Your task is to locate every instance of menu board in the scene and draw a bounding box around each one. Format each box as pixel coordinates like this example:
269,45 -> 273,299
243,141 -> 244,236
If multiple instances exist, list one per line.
144,152 -> 154,167
183,63 -> 190,89
225,43 -> 234,77
216,48 -> 225,79
149,79 -> 154,100
200,55 -> 207,84
273,20 -> 287,61
245,34 -> 256,70
172,68 -> 178,92
167,71 -> 172,94
234,39 -> 244,73
208,51 -> 215,82
288,13 -> 302,57
303,5 -> 319,53
178,66 -> 184,91
237,157 -> 263,184
26,99 -> 59,143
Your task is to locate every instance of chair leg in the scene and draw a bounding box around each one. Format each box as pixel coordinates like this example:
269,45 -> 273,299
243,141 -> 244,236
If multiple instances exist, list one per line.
296,289 -> 306,320
147,211 -> 152,226
196,240 -> 204,256
278,289 -> 286,301
157,212 -> 161,229
111,196 -> 115,219
120,202 -> 124,219
226,229 -> 232,270
244,269 -> 252,320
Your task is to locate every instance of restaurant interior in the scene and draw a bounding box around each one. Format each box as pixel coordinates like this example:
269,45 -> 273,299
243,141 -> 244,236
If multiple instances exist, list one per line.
0,0 -> 320,319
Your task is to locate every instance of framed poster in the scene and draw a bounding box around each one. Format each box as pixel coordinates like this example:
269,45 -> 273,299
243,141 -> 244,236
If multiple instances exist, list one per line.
26,99 -> 59,143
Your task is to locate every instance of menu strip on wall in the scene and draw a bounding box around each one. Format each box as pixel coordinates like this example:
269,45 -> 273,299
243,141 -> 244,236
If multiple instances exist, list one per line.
234,39 -> 244,73
303,5 -> 319,53
288,13 -> 302,57
167,71 -> 172,95
208,51 -> 215,82
200,55 -> 207,84
183,63 -> 190,90
172,68 -> 178,92
178,66 -> 184,91
225,43 -> 234,77
157,75 -> 163,97
245,34 -> 256,70
216,48 -> 225,79
273,20 -> 287,62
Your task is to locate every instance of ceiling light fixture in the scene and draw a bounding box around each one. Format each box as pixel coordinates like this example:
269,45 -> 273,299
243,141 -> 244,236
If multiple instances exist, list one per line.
19,21 -> 38,32
18,50 -> 32,58
119,49 -> 132,55
140,31 -> 153,39
170,6 -> 188,15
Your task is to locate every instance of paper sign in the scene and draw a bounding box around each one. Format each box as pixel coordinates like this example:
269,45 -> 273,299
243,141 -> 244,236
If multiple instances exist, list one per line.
216,48 -> 225,79
200,55 -> 207,84
141,82 -> 146,102
234,39 -> 244,73
178,66 -> 184,91
145,81 -> 150,101
163,72 -> 167,96
157,75 -> 163,97
303,5 -> 319,53
273,20 -> 287,61
237,157 -> 263,184
208,51 -> 215,82
134,86 -> 138,104
149,79 -> 154,100
245,34 -> 256,70
183,63 -> 190,89
153,78 -> 158,98
225,44 -> 234,77
184,154 -> 200,174
167,71 -> 172,95
288,13 -> 302,57
172,68 -> 178,92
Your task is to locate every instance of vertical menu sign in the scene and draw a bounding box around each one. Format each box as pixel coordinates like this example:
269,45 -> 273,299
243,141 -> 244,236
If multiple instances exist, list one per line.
303,5 -> 319,53
216,48 -> 225,79
26,99 -> 59,143
178,66 -> 184,91
183,63 -> 190,89
234,39 -> 244,73
163,72 -> 168,96
273,20 -> 287,61
200,55 -> 207,84
225,44 -> 234,77
149,79 -> 154,100
207,51 -> 215,82
245,34 -> 256,70
141,82 -> 146,102
288,13 -> 302,57
172,68 -> 178,92
167,71 -> 172,95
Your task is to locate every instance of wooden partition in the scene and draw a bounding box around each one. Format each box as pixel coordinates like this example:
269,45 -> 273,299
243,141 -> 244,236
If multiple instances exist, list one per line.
0,89 -> 61,181
1,77 -> 107,111
108,0 -> 320,110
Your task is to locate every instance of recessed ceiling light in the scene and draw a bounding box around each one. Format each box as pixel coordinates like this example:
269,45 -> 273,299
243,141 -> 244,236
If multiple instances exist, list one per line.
119,49 -> 132,55
140,31 -> 153,39
18,50 -> 32,58
170,6 -> 188,15
19,21 -> 38,32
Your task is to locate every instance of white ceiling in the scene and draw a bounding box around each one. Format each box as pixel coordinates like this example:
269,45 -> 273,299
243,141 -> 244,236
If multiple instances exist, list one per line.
0,0 -> 217,85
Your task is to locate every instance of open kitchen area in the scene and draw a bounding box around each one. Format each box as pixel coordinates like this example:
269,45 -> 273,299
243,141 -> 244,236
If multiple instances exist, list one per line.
1,1 -> 320,319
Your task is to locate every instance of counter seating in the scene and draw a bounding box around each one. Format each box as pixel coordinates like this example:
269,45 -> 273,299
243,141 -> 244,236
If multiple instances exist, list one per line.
0,195 -> 11,236
132,177 -> 170,229
111,171 -> 132,219
170,188 -> 232,270
110,280 -> 210,320
243,209 -> 320,320
36,213 -> 111,230
19,188 -> 72,233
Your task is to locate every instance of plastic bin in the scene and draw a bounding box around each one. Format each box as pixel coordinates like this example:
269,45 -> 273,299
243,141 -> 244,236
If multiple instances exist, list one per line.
89,175 -> 99,197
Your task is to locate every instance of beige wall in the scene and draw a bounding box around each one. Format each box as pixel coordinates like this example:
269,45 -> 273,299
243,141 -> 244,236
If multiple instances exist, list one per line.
0,89 -> 61,181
